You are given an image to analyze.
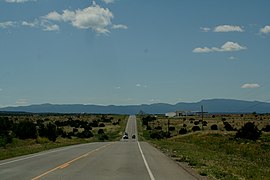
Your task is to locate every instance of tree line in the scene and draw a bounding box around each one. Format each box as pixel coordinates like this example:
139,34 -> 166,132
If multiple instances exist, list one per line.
0,115 -> 118,147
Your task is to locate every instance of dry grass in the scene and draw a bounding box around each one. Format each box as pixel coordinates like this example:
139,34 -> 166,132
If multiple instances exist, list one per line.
138,114 -> 270,180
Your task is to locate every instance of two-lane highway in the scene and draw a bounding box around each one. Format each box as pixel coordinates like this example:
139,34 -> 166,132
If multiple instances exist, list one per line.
0,115 -> 198,180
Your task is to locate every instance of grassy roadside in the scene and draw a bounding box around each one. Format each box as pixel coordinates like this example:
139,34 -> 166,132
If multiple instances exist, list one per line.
0,114 -> 128,160
0,138 -> 96,160
136,116 -> 270,179
137,115 -> 145,141
149,133 -> 270,180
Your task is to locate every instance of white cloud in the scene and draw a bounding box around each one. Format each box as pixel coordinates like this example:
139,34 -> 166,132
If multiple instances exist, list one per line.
192,47 -> 212,53
21,20 -> 39,28
260,25 -> 270,34
241,83 -> 260,89
136,84 -> 147,88
16,99 -> 28,105
43,2 -> 114,34
112,24 -> 128,29
0,21 -> 17,29
228,56 -> 237,60
214,25 -> 244,32
5,0 -> 36,3
149,99 -> 160,103
200,27 -> 210,32
43,24 -> 59,31
41,20 -> 59,31
101,0 -> 115,4
43,11 -> 63,21
193,41 -> 247,53
219,42 -> 246,52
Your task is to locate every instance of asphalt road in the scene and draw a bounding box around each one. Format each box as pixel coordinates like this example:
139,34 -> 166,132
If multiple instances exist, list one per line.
0,115 -> 198,180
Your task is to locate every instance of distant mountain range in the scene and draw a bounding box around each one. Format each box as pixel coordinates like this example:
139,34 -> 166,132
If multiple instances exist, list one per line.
1,99 -> 270,114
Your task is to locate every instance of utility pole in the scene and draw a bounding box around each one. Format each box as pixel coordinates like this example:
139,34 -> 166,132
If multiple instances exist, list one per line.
167,118 -> 170,138
201,105 -> 204,131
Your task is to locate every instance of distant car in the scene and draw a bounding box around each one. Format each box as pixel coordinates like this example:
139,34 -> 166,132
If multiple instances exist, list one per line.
132,135 -> 136,139
123,134 -> 128,139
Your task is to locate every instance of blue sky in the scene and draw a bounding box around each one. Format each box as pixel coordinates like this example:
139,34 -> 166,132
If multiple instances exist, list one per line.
0,0 -> 270,107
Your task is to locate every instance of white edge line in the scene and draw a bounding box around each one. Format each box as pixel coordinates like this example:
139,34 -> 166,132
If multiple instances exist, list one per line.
137,141 -> 155,180
0,142 -> 100,166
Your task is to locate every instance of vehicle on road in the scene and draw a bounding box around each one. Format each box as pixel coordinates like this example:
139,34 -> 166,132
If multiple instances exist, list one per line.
123,134 -> 128,139
132,135 -> 136,139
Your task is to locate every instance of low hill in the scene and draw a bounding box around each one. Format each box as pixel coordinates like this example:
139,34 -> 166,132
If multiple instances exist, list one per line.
1,99 -> 270,114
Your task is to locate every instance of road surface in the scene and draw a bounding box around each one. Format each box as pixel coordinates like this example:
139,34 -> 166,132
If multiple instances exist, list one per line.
0,115 -> 198,180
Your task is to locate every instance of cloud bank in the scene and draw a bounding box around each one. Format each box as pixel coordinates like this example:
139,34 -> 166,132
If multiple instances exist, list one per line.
214,25 -> 244,32
43,2 -> 115,34
0,21 -> 17,28
5,0 -> 36,3
241,84 -> 260,89
101,0 -> 115,4
0,2 -> 127,34
193,41 -> 247,53
260,25 -> 270,34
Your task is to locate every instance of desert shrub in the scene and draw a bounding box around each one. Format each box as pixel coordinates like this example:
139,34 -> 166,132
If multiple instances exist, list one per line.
235,122 -> 261,141
0,136 -> 13,147
212,115 -> 216,118
0,117 -> 13,134
189,118 -> 195,121
99,134 -> 109,141
211,124 -> 218,130
194,121 -> 199,125
15,121 -> 37,139
83,130 -> 93,138
83,124 -> 92,131
202,121 -> 208,126
112,122 -> 119,125
142,115 -> 156,126
150,131 -> 167,139
46,123 -> 58,142
36,137 -> 50,144
91,120 -> 99,127
67,132 -> 74,139
57,128 -> 64,136
183,124 -> 187,127
154,126 -> 162,130
98,129 -> 104,134
146,125 -> 152,130
192,126 -> 201,132
223,122 -> 235,131
190,121 -> 193,124
99,123 -> 105,127
221,118 -> 226,121
73,128 -> 79,133
38,124 -> 47,137
168,126 -> 175,131
100,115 -> 112,123
61,131 -> 68,138
262,125 -> 270,132
77,130 -> 93,138
0,117 -> 13,146
179,128 -> 187,135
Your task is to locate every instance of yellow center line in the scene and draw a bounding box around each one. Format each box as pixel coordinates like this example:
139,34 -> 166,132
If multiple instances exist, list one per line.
31,142 -> 115,180
59,163 -> 69,169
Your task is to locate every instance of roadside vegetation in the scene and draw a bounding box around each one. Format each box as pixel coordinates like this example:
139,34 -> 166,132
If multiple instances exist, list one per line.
0,113 -> 127,160
137,113 -> 270,179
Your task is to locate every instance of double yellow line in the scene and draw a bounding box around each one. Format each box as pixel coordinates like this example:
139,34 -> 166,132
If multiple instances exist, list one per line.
32,142 -> 114,180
